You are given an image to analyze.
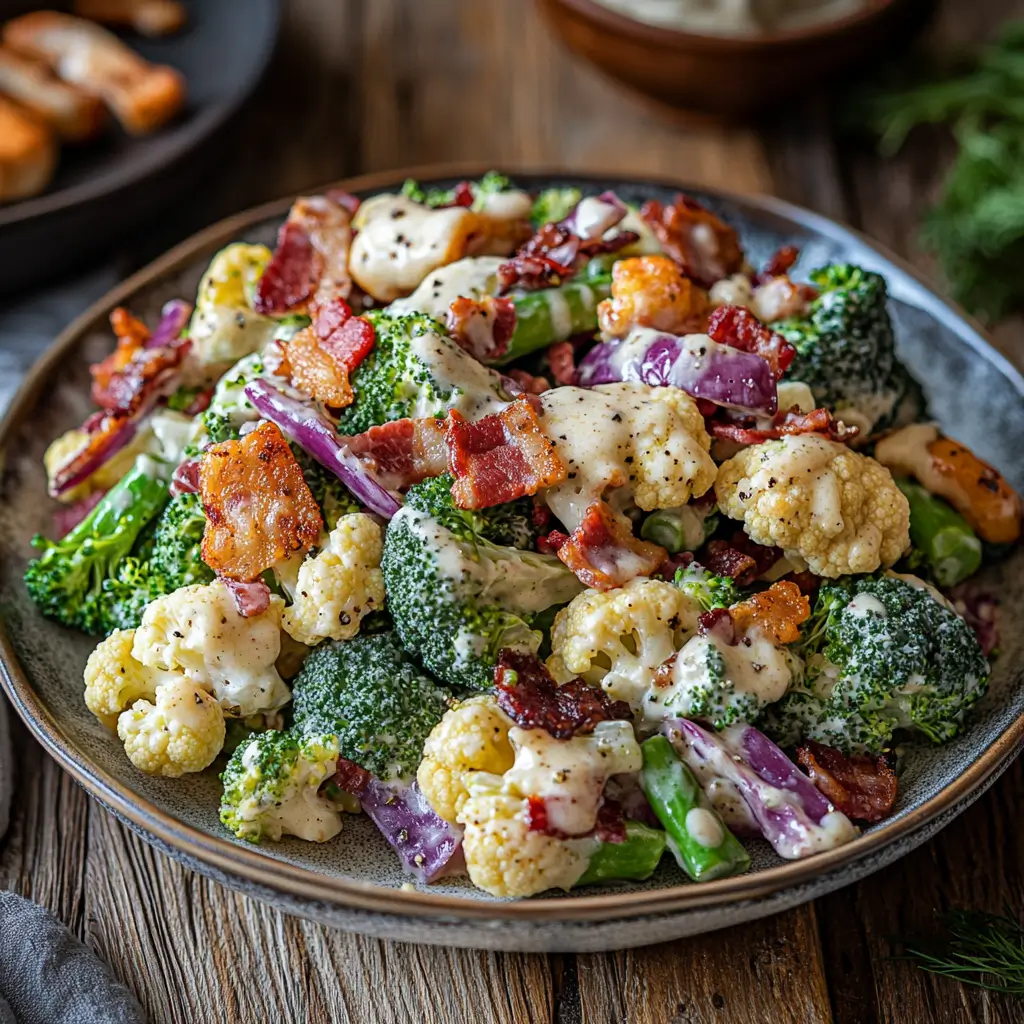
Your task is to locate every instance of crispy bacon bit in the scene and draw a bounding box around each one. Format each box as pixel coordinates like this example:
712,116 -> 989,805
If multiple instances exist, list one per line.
90,307 -> 149,403
224,578 -> 271,618
445,294 -> 517,362
787,571 -> 822,599
496,214 -> 638,293
598,255 -> 709,339
285,298 -> 374,411
331,756 -> 373,797
795,741 -> 898,824
640,194 -> 744,289
447,397 -> 566,509
253,193 -> 354,316
707,406 -> 858,446
558,500 -> 666,590
946,583 -> 1000,657
755,245 -> 800,284
341,417 -> 448,490
697,607 -> 736,645
702,532 -> 780,586
495,649 -> 632,739
546,340 -> 577,386
199,422 -> 323,581
657,550 -> 695,581
504,368 -> 551,395
653,653 -> 677,689
706,304 -> 795,381
536,529 -> 570,555
729,580 -> 810,645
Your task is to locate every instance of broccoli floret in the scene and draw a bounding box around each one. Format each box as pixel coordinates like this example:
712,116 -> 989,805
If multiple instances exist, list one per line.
24,458 -> 169,635
531,186 -> 582,227
219,729 -> 344,843
668,636 -> 761,730
202,351 -> 265,444
673,563 -> 742,611
334,311 -> 508,434
641,504 -> 719,554
101,491 -> 215,630
764,573 -> 989,754
402,171 -> 513,211
382,506 -> 583,691
776,264 -> 921,434
292,632 -> 452,780
404,473 -> 539,549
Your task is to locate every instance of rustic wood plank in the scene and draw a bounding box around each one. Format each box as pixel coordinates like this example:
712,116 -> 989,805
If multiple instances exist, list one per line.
575,904 -> 832,1024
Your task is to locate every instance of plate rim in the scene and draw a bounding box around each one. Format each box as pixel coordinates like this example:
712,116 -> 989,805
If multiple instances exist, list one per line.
2,163 -> 1022,924
0,0 -> 281,228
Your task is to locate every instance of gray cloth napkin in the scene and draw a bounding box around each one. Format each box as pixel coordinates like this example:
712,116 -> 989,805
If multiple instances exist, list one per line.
0,266 -> 148,1024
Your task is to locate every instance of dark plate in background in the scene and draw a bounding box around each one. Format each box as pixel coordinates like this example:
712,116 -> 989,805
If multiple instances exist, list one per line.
0,0 -> 279,292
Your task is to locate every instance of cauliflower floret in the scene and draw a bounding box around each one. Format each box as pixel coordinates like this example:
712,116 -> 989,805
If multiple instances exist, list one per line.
282,514 -> 386,646
548,578 -> 701,719
84,628 -> 159,727
457,721 -> 641,897
133,580 -> 290,716
459,787 -> 591,898
716,434 -> 910,578
417,695 -> 515,824
117,675 -> 226,777
538,383 -> 716,531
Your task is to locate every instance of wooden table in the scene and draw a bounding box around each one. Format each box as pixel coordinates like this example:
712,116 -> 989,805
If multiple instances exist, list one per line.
2,1 -> 1023,1021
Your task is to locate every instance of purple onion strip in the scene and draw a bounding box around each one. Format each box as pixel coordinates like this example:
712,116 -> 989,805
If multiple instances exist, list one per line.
146,299 -> 193,349
244,380 -> 402,518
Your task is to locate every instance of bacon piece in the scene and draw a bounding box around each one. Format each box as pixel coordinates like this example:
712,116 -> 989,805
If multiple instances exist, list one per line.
445,294 -> 517,362
755,244 -> 799,284
558,500 -> 666,590
640,194 -> 744,289
330,757 -> 373,797
447,397 -> 566,509
702,532 -> 780,586
495,649 -> 632,740
598,255 -> 709,339
546,340 -> 577,387
796,741 -> 898,824
729,580 -> 810,645
706,304 -> 795,381
224,578 -> 271,618
707,407 -> 857,446
697,607 -> 736,645
286,298 -> 375,410
536,529 -> 569,555
496,217 -> 638,293
526,794 -> 626,842
199,422 -> 323,581
504,368 -> 551,395
341,417 -> 448,490
253,193 -> 354,316
90,306 -> 149,402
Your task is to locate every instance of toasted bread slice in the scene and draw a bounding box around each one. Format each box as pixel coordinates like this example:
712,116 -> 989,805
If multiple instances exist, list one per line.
0,94 -> 57,203
4,12 -> 186,136
0,46 -> 105,141
73,0 -> 187,38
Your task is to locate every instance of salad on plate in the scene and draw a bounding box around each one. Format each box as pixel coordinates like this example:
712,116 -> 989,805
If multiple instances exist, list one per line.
23,173 -> 1022,898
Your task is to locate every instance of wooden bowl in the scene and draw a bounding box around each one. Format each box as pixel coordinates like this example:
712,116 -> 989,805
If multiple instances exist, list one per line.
538,0 -> 933,117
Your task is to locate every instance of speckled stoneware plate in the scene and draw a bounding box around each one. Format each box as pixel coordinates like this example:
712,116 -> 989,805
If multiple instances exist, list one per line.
1,169 -> 1022,953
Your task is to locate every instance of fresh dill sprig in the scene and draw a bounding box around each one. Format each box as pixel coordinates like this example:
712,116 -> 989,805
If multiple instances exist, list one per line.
899,907 -> 1024,995
850,21 -> 1024,321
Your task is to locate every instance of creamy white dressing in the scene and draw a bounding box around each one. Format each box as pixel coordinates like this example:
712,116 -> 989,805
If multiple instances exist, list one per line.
504,721 -> 641,836
775,380 -> 815,414
846,593 -> 887,619
615,209 -> 662,256
477,189 -> 532,221
405,326 -> 508,421
149,410 -> 204,464
750,276 -> 809,323
546,288 -> 574,340
708,273 -> 753,308
874,422 -> 939,481
884,570 -> 955,611
388,256 -> 504,319
537,382 -> 714,530
685,807 -> 725,848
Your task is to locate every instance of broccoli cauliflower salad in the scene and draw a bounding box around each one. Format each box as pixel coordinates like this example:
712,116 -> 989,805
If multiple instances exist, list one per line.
26,175 -> 1022,899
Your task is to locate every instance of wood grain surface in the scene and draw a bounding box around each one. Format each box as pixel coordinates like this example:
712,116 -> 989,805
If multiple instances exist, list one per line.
2,1 -> 1023,1022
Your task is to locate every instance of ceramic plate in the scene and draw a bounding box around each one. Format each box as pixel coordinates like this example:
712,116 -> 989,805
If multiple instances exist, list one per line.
0,0 -> 279,292
1,170 -> 1022,953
